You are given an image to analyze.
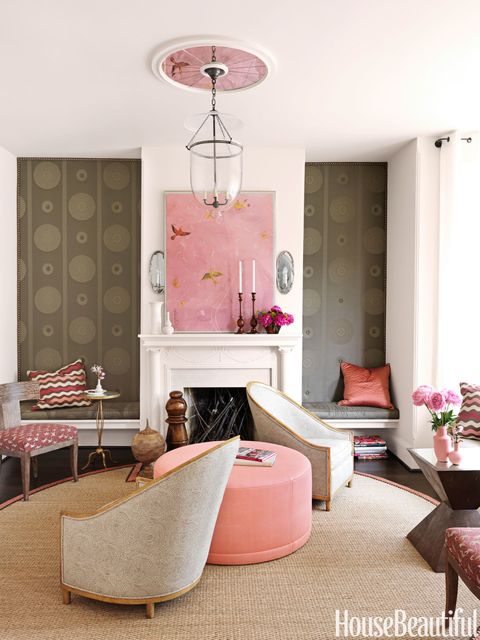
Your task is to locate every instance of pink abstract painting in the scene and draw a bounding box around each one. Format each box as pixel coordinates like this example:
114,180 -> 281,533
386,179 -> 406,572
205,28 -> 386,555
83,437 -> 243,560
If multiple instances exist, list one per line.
165,192 -> 274,332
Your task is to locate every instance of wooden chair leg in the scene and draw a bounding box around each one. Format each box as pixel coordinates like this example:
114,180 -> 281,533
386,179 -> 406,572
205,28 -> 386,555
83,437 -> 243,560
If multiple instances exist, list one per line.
32,456 -> 38,479
325,499 -> 331,512
445,553 -> 459,627
70,440 -> 78,482
347,478 -> 353,488
20,452 -> 30,501
62,588 -> 72,605
146,602 -> 155,619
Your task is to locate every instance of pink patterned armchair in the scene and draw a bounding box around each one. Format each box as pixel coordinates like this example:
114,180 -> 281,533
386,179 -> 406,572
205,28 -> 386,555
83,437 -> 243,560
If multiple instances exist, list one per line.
445,528 -> 480,627
0,381 -> 78,500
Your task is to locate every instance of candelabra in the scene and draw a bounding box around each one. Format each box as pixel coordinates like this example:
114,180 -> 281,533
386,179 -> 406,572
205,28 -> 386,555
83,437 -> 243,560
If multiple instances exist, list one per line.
235,293 -> 245,334
249,292 -> 258,334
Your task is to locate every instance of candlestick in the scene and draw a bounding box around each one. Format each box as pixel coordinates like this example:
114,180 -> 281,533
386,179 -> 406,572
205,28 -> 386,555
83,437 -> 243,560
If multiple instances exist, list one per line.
235,292 -> 245,334
238,261 -> 243,294
252,259 -> 256,293
249,292 -> 258,334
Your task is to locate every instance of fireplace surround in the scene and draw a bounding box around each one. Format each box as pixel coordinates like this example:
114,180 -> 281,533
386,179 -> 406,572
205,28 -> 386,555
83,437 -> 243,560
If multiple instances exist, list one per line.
139,333 -> 302,438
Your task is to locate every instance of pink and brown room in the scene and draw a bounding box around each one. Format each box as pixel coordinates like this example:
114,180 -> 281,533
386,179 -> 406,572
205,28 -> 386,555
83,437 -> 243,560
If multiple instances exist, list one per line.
1,2 -> 480,638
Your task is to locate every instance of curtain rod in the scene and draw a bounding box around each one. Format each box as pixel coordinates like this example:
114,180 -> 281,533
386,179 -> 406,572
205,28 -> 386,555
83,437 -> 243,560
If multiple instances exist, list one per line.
434,136 -> 472,148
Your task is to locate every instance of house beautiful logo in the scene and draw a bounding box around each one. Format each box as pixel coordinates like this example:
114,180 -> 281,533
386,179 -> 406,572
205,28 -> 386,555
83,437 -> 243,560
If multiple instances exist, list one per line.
335,609 -> 479,638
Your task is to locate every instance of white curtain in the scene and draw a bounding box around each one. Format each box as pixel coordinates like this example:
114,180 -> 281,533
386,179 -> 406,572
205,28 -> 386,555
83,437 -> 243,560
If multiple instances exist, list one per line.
436,131 -> 480,389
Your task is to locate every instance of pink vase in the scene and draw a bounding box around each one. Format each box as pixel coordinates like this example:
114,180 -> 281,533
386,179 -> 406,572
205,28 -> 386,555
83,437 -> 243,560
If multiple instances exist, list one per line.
433,426 -> 452,462
448,441 -> 463,465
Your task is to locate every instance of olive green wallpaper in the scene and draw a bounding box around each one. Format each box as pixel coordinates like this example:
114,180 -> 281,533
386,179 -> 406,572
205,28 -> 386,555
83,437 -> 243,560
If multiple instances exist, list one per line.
17,159 -> 141,401
302,163 -> 387,403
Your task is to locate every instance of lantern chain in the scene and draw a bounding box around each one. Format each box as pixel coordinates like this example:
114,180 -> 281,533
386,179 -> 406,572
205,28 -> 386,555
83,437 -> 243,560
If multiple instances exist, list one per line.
211,45 -> 217,111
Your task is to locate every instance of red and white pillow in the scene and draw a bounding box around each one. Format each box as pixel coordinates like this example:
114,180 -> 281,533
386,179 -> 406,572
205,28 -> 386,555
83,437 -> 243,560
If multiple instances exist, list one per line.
456,382 -> 480,440
27,359 -> 91,411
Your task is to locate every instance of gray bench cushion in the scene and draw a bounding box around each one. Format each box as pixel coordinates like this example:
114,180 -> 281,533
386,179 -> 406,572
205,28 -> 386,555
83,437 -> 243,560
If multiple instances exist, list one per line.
20,401 -> 140,421
303,401 -> 399,420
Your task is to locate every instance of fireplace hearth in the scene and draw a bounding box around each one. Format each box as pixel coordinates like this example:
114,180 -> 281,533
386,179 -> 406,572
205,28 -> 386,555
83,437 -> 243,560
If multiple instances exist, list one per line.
187,388 -> 253,443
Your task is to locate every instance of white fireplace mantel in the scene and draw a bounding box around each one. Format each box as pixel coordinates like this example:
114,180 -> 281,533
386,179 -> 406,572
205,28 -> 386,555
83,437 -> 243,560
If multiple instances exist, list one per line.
139,333 -> 302,437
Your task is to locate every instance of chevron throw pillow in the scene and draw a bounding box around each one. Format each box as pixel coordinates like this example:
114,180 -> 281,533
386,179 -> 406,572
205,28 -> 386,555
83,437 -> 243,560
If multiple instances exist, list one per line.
456,382 -> 480,440
27,358 -> 91,411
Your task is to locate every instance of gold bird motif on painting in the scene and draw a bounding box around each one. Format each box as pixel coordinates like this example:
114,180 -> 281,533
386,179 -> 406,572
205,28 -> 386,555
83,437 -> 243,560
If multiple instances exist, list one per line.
171,224 -> 191,240
202,271 -> 223,285
233,199 -> 250,210
172,277 -> 180,288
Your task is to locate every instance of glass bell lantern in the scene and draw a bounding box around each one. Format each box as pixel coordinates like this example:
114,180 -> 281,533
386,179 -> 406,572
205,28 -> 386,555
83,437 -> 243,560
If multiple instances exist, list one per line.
186,48 -> 243,211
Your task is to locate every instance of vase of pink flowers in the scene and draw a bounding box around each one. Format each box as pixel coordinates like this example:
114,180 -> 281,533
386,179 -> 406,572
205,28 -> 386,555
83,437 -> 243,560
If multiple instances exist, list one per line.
91,364 -> 106,395
411,385 -> 462,462
257,306 -> 294,334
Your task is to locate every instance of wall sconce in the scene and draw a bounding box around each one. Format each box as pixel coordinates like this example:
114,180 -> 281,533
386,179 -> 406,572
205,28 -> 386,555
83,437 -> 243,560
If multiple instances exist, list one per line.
149,250 -> 165,294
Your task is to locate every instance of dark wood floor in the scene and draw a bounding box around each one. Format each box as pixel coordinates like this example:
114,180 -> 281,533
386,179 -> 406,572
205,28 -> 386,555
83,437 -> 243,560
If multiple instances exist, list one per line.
0,447 -> 436,504
354,455 -> 436,499
0,447 -> 137,504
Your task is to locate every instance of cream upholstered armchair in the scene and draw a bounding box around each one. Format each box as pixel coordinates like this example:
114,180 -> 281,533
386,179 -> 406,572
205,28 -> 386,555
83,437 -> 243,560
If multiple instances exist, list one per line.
247,382 -> 353,511
61,436 -> 239,618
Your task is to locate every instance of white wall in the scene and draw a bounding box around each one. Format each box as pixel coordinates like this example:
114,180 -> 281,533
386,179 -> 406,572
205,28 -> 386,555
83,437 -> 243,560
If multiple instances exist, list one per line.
0,146 -> 17,383
140,145 -> 305,421
386,136 -> 442,465
385,140 -> 418,465
413,137 -> 440,447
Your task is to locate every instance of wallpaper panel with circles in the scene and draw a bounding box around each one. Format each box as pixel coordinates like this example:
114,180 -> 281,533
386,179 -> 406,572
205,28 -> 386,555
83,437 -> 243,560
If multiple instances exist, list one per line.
17,159 -> 141,401
303,163 -> 387,403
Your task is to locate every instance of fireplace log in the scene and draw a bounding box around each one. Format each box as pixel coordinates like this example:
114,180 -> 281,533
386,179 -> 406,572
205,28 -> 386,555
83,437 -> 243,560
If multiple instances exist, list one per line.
166,390 -> 189,450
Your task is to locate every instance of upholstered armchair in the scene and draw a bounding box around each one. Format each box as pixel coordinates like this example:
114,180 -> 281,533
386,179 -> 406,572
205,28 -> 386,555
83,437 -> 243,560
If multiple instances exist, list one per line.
246,382 -> 353,510
61,436 -> 239,618
445,528 -> 480,627
0,381 -> 78,501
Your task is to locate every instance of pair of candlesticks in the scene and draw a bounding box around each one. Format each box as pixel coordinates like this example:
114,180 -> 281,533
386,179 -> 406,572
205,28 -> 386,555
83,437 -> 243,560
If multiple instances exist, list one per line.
236,292 -> 258,334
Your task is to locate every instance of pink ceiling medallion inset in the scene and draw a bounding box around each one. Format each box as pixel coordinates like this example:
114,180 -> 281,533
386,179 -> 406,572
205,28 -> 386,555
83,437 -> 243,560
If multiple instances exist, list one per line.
151,37 -> 273,93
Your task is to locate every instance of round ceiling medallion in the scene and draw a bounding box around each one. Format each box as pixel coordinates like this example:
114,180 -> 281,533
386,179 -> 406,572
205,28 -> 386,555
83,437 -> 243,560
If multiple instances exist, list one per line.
151,37 -> 273,93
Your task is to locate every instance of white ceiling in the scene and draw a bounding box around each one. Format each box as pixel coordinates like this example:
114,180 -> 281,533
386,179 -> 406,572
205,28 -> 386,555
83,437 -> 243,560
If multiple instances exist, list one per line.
1,0 -> 479,160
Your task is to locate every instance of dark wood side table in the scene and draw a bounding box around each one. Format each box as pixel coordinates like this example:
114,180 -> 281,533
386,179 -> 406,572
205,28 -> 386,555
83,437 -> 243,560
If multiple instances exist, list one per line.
407,448 -> 480,572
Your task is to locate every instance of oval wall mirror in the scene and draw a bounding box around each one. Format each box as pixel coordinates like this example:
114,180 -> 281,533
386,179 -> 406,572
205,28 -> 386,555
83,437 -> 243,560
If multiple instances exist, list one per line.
149,250 -> 165,294
276,250 -> 294,294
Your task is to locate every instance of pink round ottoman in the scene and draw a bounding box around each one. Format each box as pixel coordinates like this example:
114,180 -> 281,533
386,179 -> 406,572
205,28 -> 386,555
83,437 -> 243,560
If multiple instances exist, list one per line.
154,440 -> 312,565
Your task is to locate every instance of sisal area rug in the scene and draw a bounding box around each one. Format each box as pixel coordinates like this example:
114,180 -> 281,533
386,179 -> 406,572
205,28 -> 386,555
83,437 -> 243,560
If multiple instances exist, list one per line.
0,469 -> 478,640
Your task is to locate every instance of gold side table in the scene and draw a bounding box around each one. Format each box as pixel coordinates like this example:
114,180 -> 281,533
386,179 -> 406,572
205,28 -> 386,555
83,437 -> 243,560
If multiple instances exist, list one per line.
81,391 -> 121,470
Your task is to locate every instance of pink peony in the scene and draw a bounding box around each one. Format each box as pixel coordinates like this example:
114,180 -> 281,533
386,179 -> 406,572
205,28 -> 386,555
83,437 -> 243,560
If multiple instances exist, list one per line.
412,385 -> 433,406
260,314 -> 273,327
426,391 -> 446,412
442,389 -> 462,406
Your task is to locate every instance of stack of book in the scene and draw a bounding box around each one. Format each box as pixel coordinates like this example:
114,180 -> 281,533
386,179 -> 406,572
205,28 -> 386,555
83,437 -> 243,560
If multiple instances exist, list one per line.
354,435 -> 388,460
234,447 -> 277,467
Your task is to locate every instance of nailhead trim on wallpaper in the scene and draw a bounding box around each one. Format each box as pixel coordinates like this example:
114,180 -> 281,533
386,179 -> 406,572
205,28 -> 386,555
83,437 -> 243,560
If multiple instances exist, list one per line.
303,162 -> 387,403
17,158 -> 141,402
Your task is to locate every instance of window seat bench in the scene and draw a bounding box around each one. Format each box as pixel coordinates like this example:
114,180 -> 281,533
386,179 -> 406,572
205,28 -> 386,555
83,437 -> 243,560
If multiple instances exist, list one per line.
303,401 -> 399,431
19,402 -> 141,447
20,402 -> 140,421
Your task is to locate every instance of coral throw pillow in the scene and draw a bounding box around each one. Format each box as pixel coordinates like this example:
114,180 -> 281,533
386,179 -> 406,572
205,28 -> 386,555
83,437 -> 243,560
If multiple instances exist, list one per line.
27,359 -> 91,411
339,362 -> 394,409
456,382 -> 480,440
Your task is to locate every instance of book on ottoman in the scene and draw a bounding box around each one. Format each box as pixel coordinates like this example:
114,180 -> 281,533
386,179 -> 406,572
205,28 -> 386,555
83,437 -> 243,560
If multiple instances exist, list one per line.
234,447 -> 277,466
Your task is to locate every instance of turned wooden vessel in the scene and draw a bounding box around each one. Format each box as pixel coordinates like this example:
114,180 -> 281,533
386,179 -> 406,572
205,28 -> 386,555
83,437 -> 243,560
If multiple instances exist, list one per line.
166,390 -> 189,450
131,420 -> 165,464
